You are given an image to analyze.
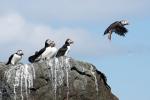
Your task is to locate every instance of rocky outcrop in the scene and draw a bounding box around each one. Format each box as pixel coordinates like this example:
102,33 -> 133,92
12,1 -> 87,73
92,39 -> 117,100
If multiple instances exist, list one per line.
0,57 -> 118,100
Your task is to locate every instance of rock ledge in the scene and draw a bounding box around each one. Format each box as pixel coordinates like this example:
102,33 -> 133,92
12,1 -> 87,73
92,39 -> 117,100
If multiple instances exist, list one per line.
0,57 -> 118,100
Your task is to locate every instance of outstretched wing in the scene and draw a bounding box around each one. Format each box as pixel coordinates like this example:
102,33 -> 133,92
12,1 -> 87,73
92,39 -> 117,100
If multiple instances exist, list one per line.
56,45 -> 67,57
104,21 -> 120,35
6,54 -> 14,65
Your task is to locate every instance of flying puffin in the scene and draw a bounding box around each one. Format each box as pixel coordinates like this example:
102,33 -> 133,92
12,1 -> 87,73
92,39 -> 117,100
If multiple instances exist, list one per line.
28,39 -> 56,63
56,38 -> 74,57
6,50 -> 24,65
104,20 -> 129,40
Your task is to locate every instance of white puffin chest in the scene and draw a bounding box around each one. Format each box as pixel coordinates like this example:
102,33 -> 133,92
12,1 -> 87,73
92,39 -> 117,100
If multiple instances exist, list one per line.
41,47 -> 52,58
11,54 -> 22,65
65,46 -> 70,56
49,47 -> 58,58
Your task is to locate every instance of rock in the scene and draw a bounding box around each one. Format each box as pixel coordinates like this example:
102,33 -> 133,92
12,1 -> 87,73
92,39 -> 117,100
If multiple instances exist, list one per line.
0,57 -> 119,100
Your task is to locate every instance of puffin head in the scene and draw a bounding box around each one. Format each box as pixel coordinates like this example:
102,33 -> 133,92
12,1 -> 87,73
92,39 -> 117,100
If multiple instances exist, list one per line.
16,50 -> 24,56
65,38 -> 74,45
50,41 -> 56,47
45,39 -> 52,47
120,20 -> 129,25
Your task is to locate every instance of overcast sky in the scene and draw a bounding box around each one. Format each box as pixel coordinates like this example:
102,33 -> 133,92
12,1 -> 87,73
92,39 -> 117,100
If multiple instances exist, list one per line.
0,0 -> 150,100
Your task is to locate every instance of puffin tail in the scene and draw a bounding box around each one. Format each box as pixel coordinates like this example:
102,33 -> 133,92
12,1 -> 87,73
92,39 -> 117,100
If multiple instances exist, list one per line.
28,55 -> 35,63
6,62 -> 10,65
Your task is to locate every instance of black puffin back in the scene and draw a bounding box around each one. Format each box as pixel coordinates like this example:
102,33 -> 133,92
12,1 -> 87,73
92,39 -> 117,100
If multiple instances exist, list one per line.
104,21 -> 119,35
6,54 -> 14,65
28,48 -> 46,63
56,44 -> 68,57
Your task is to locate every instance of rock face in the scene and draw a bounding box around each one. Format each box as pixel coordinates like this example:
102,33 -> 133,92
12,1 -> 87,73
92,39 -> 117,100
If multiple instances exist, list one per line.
0,57 -> 119,100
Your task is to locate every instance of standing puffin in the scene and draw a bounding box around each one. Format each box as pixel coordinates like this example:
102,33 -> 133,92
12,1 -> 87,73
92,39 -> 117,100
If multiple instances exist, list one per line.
56,38 -> 74,57
6,50 -> 24,65
104,20 -> 129,40
28,39 -> 56,63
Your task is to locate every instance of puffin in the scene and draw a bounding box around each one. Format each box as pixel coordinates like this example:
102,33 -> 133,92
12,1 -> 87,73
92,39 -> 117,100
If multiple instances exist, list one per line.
104,20 -> 129,40
6,50 -> 24,65
56,38 -> 74,57
28,39 -> 53,63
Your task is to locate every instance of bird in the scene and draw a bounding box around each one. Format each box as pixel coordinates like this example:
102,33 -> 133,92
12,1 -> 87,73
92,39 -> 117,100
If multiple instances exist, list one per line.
28,39 -> 56,63
56,38 -> 74,57
104,20 -> 129,40
6,50 -> 24,65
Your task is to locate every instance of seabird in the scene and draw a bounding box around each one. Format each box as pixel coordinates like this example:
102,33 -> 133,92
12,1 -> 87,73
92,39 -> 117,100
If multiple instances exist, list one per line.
56,38 -> 74,57
104,20 -> 129,40
28,39 -> 56,63
6,50 -> 24,65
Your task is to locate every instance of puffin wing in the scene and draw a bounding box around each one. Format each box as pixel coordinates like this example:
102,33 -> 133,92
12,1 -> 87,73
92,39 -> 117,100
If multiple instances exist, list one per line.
36,48 -> 45,57
104,21 -> 120,35
56,45 -> 67,57
28,55 -> 37,63
6,54 -> 14,65
115,25 -> 128,36
28,48 -> 45,63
